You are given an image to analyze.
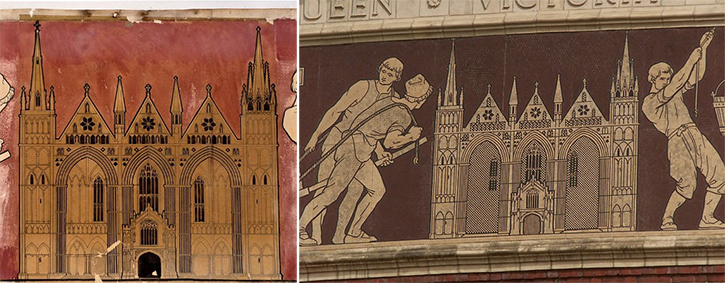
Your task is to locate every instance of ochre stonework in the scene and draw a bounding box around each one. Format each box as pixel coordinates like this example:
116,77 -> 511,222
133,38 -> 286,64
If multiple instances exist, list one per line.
18,22 -> 282,280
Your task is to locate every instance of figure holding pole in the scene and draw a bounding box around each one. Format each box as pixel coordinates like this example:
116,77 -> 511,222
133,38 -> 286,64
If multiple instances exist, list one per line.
642,28 -> 725,230
300,74 -> 432,245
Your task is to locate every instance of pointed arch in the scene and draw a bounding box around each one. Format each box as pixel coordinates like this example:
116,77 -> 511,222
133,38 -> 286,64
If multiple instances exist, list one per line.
558,128 -> 610,159
444,212 -> 454,235
179,146 -> 241,187
122,147 -> 174,185
513,131 -> 554,162
56,146 -> 118,185
564,136 -> 600,230
465,140 -> 501,234
194,176 -> 205,222
93,176 -> 104,221
193,238 -> 211,254
461,133 -> 509,164
622,204 -> 632,227
435,212 -> 444,235
213,239 -> 230,255
612,204 -> 622,228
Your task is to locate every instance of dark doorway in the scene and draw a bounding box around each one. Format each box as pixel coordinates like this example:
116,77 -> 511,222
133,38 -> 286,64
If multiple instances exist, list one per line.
138,252 -> 161,278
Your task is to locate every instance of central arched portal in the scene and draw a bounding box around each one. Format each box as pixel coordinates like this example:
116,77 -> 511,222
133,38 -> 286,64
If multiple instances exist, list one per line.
138,252 -> 161,278
523,214 -> 542,235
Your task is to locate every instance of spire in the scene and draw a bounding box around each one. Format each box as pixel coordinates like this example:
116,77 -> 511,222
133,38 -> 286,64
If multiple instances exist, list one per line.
84,83 -> 90,97
206,84 -> 212,97
252,26 -> 265,99
633,76 -> 639,94
620,32 -> 631,90
554,74 -> 563,104
49,86 -> 55,111
20,86 -> 26,110
29,21 -> 46,110
444,40 -> 457,106
114,76 -> 126,113
509,76 -> 518,106
437,88 -> 442,106
459,86 -> 464,107
170,76 -> 182,115
509,76 -> 518,124
145,84 -> 152,97
486,83 -> 492,96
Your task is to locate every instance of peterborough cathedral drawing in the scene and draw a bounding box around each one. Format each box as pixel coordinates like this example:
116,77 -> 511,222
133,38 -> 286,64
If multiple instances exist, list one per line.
18,22 -> 281,280
431,36 -> 639,238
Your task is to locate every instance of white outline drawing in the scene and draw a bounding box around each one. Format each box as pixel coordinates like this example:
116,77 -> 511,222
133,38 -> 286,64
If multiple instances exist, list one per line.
430,36 -> 639,238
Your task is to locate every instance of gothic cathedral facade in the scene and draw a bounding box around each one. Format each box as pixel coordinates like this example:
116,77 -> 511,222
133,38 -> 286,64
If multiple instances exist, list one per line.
19,22 -> 282,280
431,36 -> 638,238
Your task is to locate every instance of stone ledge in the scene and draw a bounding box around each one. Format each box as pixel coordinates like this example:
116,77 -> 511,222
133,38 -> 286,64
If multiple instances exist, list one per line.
0,8 -> 297,22
300,4 -> 724,46
299,230 -> 725,281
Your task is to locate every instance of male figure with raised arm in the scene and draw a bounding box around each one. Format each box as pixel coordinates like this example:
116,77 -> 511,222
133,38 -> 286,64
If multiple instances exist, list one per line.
642,28 -> 725,230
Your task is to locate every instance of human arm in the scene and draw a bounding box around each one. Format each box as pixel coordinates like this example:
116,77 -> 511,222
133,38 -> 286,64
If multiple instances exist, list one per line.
383,126 -> 422,150
304,81 -> 367,153
687,28 -> 715,87
0,74 -> 14,113
663,47 -> 701,100
374,141 -> 393,166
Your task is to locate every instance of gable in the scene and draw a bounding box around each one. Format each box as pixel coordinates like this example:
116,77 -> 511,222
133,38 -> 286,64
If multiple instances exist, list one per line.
521,92 -> 551,122
182,95 -> 237,144
564,86 -> 605,125
59,96 -> 114,144
127,95 -> 171,138
465,87 -> 506,131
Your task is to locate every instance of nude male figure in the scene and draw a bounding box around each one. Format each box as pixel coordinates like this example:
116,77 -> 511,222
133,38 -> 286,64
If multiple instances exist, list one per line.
642,28 -> 725,230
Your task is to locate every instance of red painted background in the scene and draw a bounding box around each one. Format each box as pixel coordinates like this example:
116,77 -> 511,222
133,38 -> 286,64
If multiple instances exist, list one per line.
0,20 -> 297,280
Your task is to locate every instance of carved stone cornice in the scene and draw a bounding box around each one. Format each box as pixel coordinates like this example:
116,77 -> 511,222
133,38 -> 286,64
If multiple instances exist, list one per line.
300,2 -> 725,46
299,230 -> 725,281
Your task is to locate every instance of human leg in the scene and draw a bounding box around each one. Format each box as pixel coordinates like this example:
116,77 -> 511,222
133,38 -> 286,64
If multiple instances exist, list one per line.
300,139 -> 362,237
662,192 -> 686,230
692,131 -> 725,228
309,129 -> 343,243
663,137 -> 697,230
333,179 -> 364,244
347,160 -> 386,240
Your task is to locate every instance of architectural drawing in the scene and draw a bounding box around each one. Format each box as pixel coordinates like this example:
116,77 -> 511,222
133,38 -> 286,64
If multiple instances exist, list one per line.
642,28 -> 725,231
430,36 -> 639,237
18,22 -> 282,280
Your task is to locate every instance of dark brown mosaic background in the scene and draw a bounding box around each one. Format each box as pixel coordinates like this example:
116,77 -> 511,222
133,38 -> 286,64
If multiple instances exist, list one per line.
300,27 -> 725,243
